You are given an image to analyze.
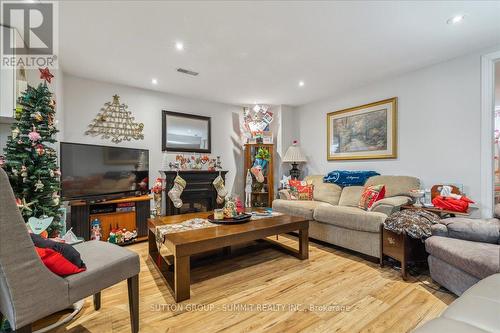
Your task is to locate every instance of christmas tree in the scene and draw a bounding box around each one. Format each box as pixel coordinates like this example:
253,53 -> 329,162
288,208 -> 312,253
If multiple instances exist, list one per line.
2,68 -> 62,235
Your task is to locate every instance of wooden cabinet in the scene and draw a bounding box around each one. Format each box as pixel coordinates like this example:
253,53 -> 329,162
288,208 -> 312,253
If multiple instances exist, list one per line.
69,195 -> 151,242
244,144 -> 274,207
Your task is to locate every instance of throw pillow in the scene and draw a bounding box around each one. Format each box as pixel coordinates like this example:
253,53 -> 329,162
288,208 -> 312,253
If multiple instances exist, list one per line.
31,233 -> 86,269
358,184 -> 386,210
35,247 -> 86,276
289,180 -> 314,201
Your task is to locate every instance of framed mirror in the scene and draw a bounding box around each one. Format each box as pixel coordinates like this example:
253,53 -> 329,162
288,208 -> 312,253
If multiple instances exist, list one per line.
162,111 -> 211,153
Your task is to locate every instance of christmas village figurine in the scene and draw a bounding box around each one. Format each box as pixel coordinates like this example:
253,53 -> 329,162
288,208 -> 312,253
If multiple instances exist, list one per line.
90,219 -> 102,241
151,177 -> 163,216
223,198 -> 238,218
108,227 -> 137,245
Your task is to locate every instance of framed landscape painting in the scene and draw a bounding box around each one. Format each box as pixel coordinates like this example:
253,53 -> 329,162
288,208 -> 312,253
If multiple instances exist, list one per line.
327,97 -> 397,160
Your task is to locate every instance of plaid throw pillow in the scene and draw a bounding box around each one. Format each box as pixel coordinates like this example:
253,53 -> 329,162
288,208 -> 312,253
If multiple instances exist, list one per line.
289,179 -> 314,201
358,184 -> 385,210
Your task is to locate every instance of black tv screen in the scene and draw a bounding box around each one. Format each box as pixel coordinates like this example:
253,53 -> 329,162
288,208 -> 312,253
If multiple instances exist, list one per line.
60,142 -> 149,200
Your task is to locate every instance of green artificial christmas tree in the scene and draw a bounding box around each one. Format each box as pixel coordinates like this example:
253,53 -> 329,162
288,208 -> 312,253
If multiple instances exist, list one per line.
2,69 -> 62,235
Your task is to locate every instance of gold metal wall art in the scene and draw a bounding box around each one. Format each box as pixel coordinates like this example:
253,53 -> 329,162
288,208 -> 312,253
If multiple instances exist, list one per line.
85,95 -> 144,143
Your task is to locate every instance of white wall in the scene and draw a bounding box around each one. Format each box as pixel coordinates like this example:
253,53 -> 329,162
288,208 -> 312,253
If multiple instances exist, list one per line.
62,74 -> 244,195
296,50 -> 486,214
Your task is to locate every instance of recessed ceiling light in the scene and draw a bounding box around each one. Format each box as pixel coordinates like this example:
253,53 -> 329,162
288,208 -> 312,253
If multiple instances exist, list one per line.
298,81 -> 305,87
447,15 -> 465,25
175,41 -> 184,51
151,78 -> 158,85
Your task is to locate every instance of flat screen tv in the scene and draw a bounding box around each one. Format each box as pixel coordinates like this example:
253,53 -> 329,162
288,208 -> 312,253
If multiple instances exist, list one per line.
60,142 -> 149,200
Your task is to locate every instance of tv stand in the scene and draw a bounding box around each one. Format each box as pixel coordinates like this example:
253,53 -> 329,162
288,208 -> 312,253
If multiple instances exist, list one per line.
69,194 -> 151,242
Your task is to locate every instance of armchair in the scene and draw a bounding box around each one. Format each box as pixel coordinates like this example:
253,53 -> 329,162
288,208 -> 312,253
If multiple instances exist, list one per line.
425,211 -> 500,295
0,168 -> 140,333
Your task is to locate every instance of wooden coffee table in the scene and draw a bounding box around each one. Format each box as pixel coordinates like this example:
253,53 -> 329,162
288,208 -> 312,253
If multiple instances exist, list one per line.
148,211 -> 309,302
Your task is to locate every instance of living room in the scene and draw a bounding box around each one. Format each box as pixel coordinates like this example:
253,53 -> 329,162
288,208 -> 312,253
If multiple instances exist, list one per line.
0,1 -> 499,332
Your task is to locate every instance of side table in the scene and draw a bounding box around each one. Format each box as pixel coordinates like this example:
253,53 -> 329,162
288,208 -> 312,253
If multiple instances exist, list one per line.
379,225 -> 427,280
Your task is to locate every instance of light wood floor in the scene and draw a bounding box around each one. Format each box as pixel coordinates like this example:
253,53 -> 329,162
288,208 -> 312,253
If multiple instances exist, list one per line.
38,236 -> 455,333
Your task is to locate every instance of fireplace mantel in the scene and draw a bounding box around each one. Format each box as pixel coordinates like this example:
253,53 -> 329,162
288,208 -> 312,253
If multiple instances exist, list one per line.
160,170 -> 228,216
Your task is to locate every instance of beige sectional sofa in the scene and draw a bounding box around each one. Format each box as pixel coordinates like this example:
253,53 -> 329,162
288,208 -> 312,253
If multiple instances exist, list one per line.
272,175 -> 420,258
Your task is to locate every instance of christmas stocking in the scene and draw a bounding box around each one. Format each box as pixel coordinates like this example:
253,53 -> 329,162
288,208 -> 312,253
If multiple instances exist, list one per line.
251,165 -> 264,183
213,175 -> 228,204
168,175 -> 186,208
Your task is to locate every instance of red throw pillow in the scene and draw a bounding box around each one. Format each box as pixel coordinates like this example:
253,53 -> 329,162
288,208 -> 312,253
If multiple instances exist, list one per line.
35,247 -> 86,276
289,180 -> 314,201
358,184 -> 386,210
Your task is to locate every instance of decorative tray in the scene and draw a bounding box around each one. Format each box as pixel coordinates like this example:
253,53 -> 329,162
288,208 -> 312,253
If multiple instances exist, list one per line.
207,213 -> 252,224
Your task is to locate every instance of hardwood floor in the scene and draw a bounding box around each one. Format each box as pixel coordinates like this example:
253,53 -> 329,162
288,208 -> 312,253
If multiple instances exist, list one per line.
36,236 -> 455,333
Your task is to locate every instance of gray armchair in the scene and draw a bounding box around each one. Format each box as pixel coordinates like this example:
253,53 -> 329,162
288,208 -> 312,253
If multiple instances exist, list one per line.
0,168 -> 140,333
425,212 -> 500,295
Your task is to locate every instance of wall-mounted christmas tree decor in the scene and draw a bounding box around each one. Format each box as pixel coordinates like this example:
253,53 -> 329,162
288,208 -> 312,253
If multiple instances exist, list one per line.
85,94 -> 144,143
2,68 -> 62,235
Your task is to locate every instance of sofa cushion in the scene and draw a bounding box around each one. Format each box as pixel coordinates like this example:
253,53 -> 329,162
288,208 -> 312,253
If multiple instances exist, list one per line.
438,217 -> 500,244
440,274 -> 500,333
425,236 -> 500,279
272,199 -> 329,220
414,274 -> 500,333
365,175 -> 419,197
313,205 -> 386,233
305,175 -> 342,205
66,240 -> 140,303
358,184 -> 386,210
338,186 -> 364,207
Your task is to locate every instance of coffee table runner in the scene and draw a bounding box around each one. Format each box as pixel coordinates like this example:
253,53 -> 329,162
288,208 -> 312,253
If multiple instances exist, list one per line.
155,212 -> 284,251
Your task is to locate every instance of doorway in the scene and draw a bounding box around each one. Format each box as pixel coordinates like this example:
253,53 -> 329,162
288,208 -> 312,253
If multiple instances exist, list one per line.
495,63 -> 500,204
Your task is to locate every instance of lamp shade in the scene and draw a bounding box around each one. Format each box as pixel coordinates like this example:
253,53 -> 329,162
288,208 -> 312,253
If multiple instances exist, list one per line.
283,141 -> 307,163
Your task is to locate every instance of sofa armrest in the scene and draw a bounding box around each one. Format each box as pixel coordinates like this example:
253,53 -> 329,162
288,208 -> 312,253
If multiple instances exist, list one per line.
370,196 -> 411,215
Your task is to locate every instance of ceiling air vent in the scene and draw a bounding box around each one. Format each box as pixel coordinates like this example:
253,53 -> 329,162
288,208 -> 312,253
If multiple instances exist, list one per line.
177,68 -> 199,76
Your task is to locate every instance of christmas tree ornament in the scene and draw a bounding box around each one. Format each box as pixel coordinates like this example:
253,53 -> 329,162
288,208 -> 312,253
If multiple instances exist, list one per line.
16,197 -> 34,213
168,175 -> 186,208
35,179 -> 44,192
85,94 -> 144,143
11,168 -> 18,177
39,67 -> 54,83
27,216 -> 53,235
49,169 -> 54,177
28,126 -> 41,142
36,144 -> 45,156
20,165 -> 28,179
54,168 -> 61,176
213,175 -> 228,204
33,111 -> 43,121
52,192 -> 60,206
17,139 -> 23,145
49,99 -> 56,109
11,127 -> 20,139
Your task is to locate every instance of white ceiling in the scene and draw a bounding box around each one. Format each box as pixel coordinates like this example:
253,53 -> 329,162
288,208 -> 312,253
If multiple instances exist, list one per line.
57,1 -> 500,106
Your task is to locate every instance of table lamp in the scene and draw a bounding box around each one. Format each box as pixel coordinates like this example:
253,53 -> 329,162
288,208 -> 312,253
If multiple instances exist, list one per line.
282,140 -> 307,179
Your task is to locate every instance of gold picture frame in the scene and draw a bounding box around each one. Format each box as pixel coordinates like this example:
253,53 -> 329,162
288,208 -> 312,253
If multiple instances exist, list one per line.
327,97 -> 397,160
